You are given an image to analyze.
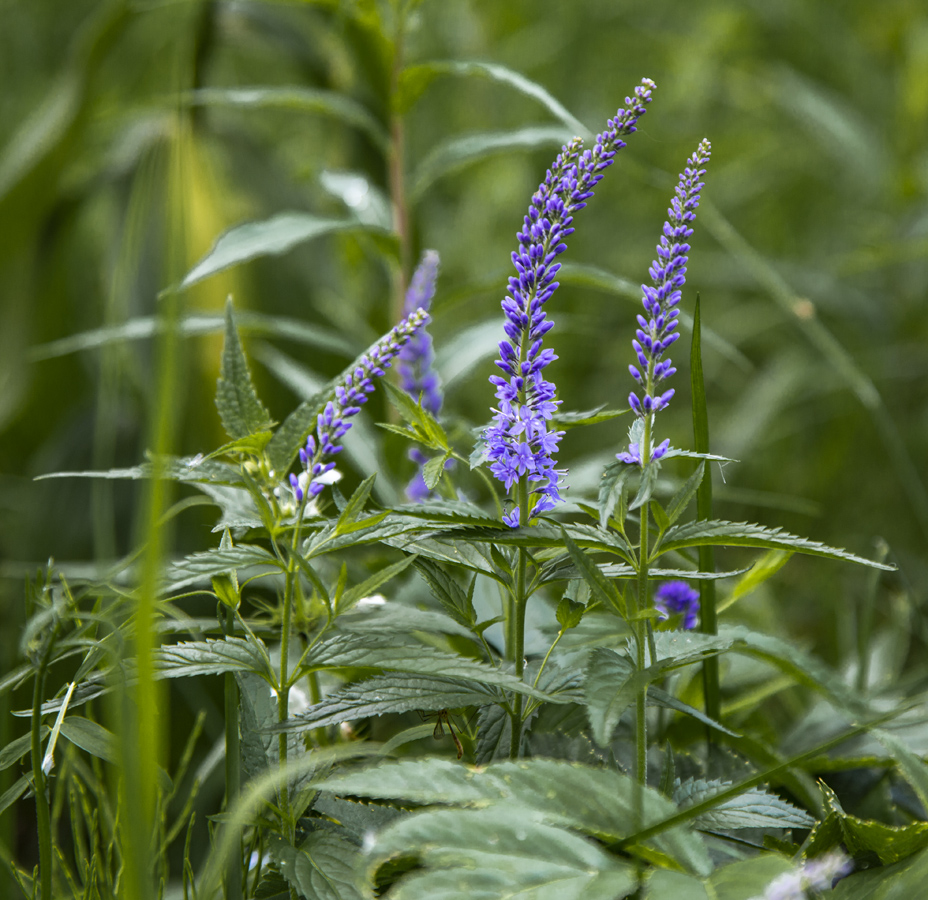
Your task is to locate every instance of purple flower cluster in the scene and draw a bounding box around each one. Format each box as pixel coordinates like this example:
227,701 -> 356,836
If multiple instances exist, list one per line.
486,78 -> 656,528
618,138 -> 711,467
289,307 -> 430,504
397,250 -> 442,416
654,580 -> 700,629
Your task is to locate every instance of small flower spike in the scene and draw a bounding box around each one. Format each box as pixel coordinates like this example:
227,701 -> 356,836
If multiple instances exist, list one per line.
486,78 -> 656,527
398,250 -> 442,416
619,138 -> 711,467
290,308 -> 430,504
653,580 -> 700,630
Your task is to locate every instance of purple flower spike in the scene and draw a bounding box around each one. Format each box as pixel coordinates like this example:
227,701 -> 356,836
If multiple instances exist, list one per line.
290,307 -> 430,507
654,580 -> 700,630
398,250 -> 442,416
486,78 -> 656,527
619,138 -> 711,467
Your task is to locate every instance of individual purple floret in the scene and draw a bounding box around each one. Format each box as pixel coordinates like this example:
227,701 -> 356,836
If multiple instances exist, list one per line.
618,138 -> 711,467
486,78 -> 656,527
654,580 -> 700,629
397,250 -> 442,416
289,307 -> 430,505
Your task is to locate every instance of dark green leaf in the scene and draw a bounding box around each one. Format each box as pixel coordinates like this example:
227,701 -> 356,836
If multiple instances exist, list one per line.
598,460 -> 631,530
335,555 -> 418,615
156,638 -> 271,681
165,544 -> 281,591
674,778 -> 814,831
272,672 -> 500,733
666,462 -> 706,528
556,596 -> 585,630
216,300 -> 274,440
658,519 -> 896,570
268,832 -> 363,900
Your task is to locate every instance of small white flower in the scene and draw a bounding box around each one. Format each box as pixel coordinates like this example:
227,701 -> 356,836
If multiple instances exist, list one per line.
355,594 -> 387,610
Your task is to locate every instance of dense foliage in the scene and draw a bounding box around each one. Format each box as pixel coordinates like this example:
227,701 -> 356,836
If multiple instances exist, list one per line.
2,2 -> 928,899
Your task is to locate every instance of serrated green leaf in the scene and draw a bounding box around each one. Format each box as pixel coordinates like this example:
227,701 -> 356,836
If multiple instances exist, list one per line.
273,672 -> 500,733
410,126 -> 575,199
381,379 -> 449,452
299,633 -> 554,701
658,519 -> 896,570
651,499 -> 670,534
832,844 -> 928,899
156,638 -> 271,681
164,545 -> 281,591
647,687 -> 739,738
182,214 -> 381,289
216,300 -> 274,440
397,60 -> 591,136
365,807 -> 637,900
324,758 -> 710,876
334,473 -> 376,533
422,453 -> 451,491
556,596 -> 585,630
413,557 -> 478,629
674,778 -> 814,831
186,86 -> 389,151
475,701 -> 515,764
336,603 -> 474,640
598,460 -> 631,530
872,728 -> 928,814
630,459 -> 661,511
268,832 -> 363,900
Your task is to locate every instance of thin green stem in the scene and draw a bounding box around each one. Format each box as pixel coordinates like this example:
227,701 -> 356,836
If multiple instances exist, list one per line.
223,604 -> 242,900
635,413 -> 653,793
508,477 -> 530,759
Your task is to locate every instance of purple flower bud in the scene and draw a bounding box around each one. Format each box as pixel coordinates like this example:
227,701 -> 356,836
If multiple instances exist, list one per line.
654,580 -> 700,629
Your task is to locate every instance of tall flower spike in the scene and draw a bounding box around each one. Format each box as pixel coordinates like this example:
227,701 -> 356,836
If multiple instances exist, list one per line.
486,78 -> 656,528
618,138 -> 711,467
289,308 -> 430,504
396,250 -> 446,502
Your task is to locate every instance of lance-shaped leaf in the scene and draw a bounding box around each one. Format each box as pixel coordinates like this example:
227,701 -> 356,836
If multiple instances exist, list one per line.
156,637 -> 272,681
298,633 -> 555,702
216,300 -> 274,440
673,778 -> 814,831
272,672 -> 501,733
164,544 -> 281,592
657,519 -> 896,570
181,214 -> 389,289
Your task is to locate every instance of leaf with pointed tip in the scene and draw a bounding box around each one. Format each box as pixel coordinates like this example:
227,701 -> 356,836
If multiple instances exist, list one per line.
552,406 -> 628,429
164,545 -> 281,592
658,519 -> 896,570
674,778 -> 814,831
410,126 -> 575,199
336,603 -> 474,641
182,214 -> 387,289
598,460 -> 631,530
422,453 -> 452,490
335,555 -> 418,616
666,463 -> 706,527
398,60 -> 591,137
272,672 -> 501,733
156,638 -> 271,681
299,633 -> 554,701
216,300 -> 274,440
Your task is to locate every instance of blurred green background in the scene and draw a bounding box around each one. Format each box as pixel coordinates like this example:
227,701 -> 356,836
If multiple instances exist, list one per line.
1,0 -> 926,760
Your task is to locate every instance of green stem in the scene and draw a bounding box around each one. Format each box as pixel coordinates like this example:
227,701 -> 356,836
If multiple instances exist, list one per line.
508,477 -> 530,759
31,659 -> 52,900
224,605 -> 242,900
388,6 -> 411,325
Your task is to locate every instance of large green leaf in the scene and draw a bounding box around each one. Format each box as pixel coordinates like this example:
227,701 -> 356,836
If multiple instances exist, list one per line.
657,519 -> 895,570
272,672 -> 500,733
216,299 -> 274,440
156,638 -> 271,681
268,832 -> 363,900
299,633 -> 554,701
322,758 -> 710,876
186,86 -> 389,150
365,807 -> 638,900
164,544 -> 281,591
832,844 -> 928,899
181,214 -> 386,289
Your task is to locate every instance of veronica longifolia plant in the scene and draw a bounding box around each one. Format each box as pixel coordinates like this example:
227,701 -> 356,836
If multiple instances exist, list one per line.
486,78 -> 655,527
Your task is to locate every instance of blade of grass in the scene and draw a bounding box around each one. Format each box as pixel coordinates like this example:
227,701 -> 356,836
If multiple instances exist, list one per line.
691,298 -> 720,756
